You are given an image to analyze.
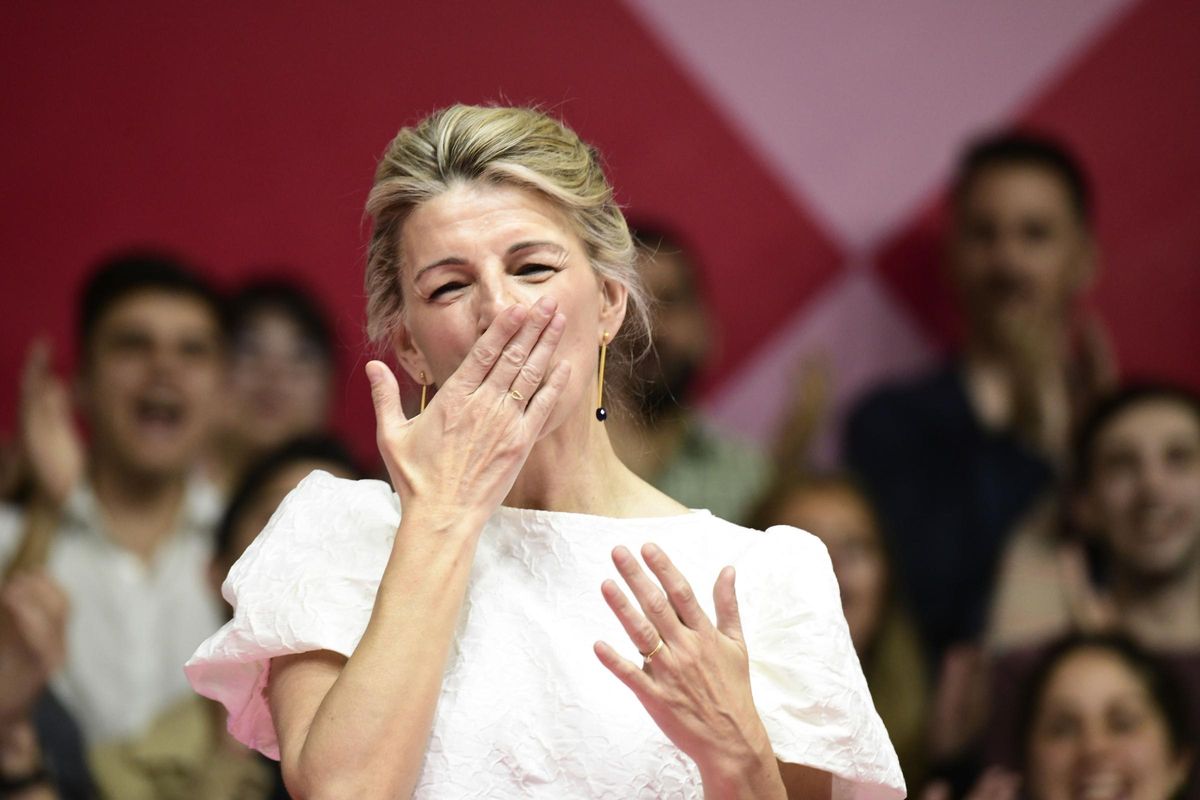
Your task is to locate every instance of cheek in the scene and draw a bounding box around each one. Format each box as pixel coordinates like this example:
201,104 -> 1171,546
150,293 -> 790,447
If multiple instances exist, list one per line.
1029,738 -> 1079,786
1116,728 -> 1179,777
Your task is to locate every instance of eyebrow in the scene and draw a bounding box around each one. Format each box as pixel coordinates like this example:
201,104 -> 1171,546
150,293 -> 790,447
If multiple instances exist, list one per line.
415,240 -> 566,281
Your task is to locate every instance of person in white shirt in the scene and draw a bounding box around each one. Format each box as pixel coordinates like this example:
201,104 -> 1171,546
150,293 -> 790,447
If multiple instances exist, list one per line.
187,105 -> 906,800
1,253 -> 227,763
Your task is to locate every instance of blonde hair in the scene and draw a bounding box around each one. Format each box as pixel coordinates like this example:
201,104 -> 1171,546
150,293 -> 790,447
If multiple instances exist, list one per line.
364,104 -> 649,357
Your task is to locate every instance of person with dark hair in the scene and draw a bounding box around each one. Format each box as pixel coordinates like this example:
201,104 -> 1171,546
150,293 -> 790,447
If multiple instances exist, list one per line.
958,633 -> 1194,800
607,223 -> 771,524
209,278 -> 338,493
844,131 -> 1113,671
90,436 -> 359,800
981,382 -> 1200,797
0,251 -> 226,796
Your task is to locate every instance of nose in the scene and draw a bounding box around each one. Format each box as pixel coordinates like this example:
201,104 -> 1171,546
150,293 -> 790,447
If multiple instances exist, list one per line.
1077,722 -> 1114,764
474,271 -> 520,336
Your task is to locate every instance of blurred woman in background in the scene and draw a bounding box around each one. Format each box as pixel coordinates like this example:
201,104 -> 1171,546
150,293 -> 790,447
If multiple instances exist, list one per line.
752,474 -> 930,787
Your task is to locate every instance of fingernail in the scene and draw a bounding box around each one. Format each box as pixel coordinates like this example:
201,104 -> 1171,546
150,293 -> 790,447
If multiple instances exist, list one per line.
365,362 -> 380,387
536,296 -> 557,313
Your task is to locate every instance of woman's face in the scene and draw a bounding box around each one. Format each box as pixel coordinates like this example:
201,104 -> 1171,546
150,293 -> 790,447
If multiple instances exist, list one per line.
1027,648 -> 1189,800
776,486 -> 887,652
392,182 -> 625,431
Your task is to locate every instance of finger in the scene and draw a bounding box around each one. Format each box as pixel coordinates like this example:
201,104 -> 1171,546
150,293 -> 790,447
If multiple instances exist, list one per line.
21,338 -> 51,389
483,297 -> 558,394
507,311 -> 566,406
442,303 -> 529,392
713,566 -> 743,642
641,543 -> 711,632
366,361 -> 408,432
612,546 -> 684,642
594,640 -> 656,697
524,360 -> 571,431
601,579 -> 664,656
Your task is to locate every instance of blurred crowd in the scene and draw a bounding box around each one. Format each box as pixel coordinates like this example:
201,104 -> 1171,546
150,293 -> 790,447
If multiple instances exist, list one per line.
0,130 -> 1196,800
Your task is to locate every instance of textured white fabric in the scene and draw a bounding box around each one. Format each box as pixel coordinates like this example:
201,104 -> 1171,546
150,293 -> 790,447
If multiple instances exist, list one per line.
186,470 -> 905,799
0,478 -> 224,745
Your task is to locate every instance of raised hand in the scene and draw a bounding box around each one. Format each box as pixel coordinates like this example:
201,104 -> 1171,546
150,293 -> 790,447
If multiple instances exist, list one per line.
594,544 -> 784,797
20,340 -> 84,507
366,298 -> 571,529
0,570 -> 69,726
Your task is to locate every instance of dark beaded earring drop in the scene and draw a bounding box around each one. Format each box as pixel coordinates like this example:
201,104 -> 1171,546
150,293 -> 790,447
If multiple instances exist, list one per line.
595,332 -> 609,422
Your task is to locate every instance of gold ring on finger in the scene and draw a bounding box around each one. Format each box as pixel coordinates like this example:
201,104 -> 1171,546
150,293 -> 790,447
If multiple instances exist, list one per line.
640,638 -> 665,665
509,389 -> 525,402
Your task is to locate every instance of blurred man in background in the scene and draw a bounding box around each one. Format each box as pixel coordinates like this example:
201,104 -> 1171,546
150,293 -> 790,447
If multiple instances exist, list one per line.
984,384 -> 1200,798
0,253 -> 226,796
845,132 -> 1114,670
609,224 -> 770,524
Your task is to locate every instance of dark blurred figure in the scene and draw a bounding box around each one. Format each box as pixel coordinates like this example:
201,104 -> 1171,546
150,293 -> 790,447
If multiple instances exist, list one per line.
208,279 -> 337,494
938,634 -> 1193,800
845,132 -> 1115,669
984,384 -> 1200,798
1,252 -> 227,796
92,436 -> 359,800
752,475 -> 930,788
608,224 -> 770,523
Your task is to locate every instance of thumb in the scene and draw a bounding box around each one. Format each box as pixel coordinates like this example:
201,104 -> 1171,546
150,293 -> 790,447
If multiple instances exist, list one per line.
713,566 -> 743,642
366,360 -> 408,434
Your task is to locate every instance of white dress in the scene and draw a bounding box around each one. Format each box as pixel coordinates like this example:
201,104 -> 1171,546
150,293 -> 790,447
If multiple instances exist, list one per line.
185,471 -> 906,799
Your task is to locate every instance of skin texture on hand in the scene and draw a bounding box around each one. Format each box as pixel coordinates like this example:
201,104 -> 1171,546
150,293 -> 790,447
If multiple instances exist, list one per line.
594,543 -> 789,799
366,297 -> 570,531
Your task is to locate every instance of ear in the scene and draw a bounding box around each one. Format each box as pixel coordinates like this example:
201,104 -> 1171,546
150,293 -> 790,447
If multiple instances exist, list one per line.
389,318 -> 433,386
597,274 -> 628,339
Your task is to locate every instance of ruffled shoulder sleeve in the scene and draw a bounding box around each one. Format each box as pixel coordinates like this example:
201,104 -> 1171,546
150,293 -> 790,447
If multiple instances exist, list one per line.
736,526 -> 906,800
184,469 -> 399,760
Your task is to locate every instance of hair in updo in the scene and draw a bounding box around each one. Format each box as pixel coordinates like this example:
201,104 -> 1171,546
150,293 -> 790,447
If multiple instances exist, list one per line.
364,104 -> 650,361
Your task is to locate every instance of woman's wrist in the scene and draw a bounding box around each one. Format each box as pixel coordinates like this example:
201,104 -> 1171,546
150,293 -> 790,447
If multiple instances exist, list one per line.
698,727 -> 785,800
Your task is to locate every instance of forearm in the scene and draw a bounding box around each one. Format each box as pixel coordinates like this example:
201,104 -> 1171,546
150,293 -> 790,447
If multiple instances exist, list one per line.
286,511 -> 481,799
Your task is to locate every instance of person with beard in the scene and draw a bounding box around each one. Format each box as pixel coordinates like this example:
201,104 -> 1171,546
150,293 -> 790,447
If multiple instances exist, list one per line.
0,253 -> 226,796
844,132 -> 1114,672
607,225 -> 771,524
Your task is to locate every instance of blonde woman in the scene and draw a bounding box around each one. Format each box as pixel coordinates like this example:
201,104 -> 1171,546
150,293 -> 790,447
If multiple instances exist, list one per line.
186,105 -> 904,800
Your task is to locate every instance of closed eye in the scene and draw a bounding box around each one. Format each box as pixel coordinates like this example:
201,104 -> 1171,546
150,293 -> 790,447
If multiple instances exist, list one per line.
516,263 -> 556,277
430,281 -> 467,299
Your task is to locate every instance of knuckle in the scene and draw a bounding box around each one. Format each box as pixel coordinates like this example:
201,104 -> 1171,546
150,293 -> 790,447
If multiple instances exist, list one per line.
672,583 -> 696,607
501,346 -> 525,367
473,345 -> 498,365
646,591 -> 671,618
517,363 -> 544,385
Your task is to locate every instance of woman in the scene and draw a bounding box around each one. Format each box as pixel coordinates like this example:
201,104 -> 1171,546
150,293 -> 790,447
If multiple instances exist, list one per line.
953,634 -> 1193,800
186,105 -> 904,799
751,474 -> 929,788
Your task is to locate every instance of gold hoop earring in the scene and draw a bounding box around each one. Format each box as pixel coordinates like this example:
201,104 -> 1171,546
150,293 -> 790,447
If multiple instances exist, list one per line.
595,332 -> 609,422
419,371 -> 428,414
